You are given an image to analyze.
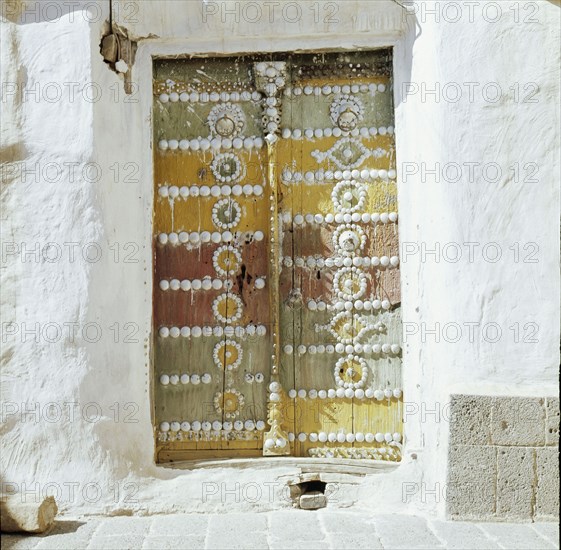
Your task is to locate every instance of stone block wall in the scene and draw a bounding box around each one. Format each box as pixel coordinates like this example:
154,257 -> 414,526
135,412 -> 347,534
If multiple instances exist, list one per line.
447,394 -> 559,521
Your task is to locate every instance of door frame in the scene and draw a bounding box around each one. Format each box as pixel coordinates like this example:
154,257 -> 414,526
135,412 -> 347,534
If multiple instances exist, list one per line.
137,29 -> 414,469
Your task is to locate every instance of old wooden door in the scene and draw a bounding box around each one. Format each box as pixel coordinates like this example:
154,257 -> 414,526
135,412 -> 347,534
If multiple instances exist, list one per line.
153,52 -> 402,463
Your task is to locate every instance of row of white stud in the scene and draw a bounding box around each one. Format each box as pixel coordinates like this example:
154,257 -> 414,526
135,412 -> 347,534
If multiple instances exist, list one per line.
282,168 -> 397,182
287,431 -> 400,444
283,343 -> 401,355
284,387 -> 402,400
286,212 -> 398,225
283,83 -> 387,96
158,136 -> 264,152
314,299 -> 393,312
158,91 -> 262,104
281,126 -> 394,140
284,257 -> 399,269
159,278 -> 266,291
158,184 -> 265,199
159,420 -> 266,433
159,326 -> 267,338
159,373 -> 212,386
160,373 -> 266,386
157,231 -> 264,245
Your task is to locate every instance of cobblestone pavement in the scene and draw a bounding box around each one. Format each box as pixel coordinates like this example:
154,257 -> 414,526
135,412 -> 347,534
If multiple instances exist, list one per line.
1,510 -> 559,550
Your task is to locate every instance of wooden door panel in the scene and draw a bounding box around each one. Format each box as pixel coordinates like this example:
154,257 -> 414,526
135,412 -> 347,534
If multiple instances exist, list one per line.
278,52 -> 403,461
153,59 -> 270,461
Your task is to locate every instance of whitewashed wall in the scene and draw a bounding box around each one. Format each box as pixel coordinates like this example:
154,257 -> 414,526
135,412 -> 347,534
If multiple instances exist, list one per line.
1,0 -> 559,517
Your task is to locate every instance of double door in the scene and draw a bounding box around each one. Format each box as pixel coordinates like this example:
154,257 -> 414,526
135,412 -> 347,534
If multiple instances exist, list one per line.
153,52 -> 402,463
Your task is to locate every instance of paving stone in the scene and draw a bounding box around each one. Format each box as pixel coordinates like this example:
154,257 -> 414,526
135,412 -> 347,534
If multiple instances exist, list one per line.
0,534 -> 42,549
268,510 -> 325,541
545,397 -> 560,446
532,523 -> 560,547
317,510 -> 376,534
490,397 -> 546,446
496,446 -> 534,519
373,514 -> 443,549
143,535 -> 206,549
35,536 -> 90,549
447,445 -> 496,519
449,394 -> 494,445
328,533 -> 383,549
428,520 -> 501,549
206,532 -> 268,549
208,512 -> 267,534
86,534 -> 147,549
479,522 -> 557,549
94,516 -> 152,536
150,513 -> 209,535
269,541 -> 329,550
3,513 -> 560,550
535,447 -> 560,519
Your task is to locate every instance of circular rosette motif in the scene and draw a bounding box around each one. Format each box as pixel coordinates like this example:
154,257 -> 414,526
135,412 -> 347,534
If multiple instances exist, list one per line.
208,103 -> 245,138
214,388 -> 244,419
213,339 -> 243,371
334,355 -> 368,389
328,311 -> 368,344
333,224 -> 366,257
330,94 -> 365,131
333,267 -> 367,300
212,245 -> 242,277
212,198 -> 242,230
212,293 -> 243,324
211,152 -> 245,183
331,180 -> 367,213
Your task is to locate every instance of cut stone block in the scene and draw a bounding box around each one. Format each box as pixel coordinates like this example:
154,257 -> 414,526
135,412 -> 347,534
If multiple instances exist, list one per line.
496,446 -> 534,519
490,397 -> 545,446
0,495 -> 57,534
545,397 -> 560,446
300,491 -> 327,510
535,447 -> 560,519
447,445 -> 496,519
449,394 -> 493,445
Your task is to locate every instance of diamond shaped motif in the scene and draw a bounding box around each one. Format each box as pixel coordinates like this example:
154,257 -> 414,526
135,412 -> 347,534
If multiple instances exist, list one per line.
312,137 -> 372,169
